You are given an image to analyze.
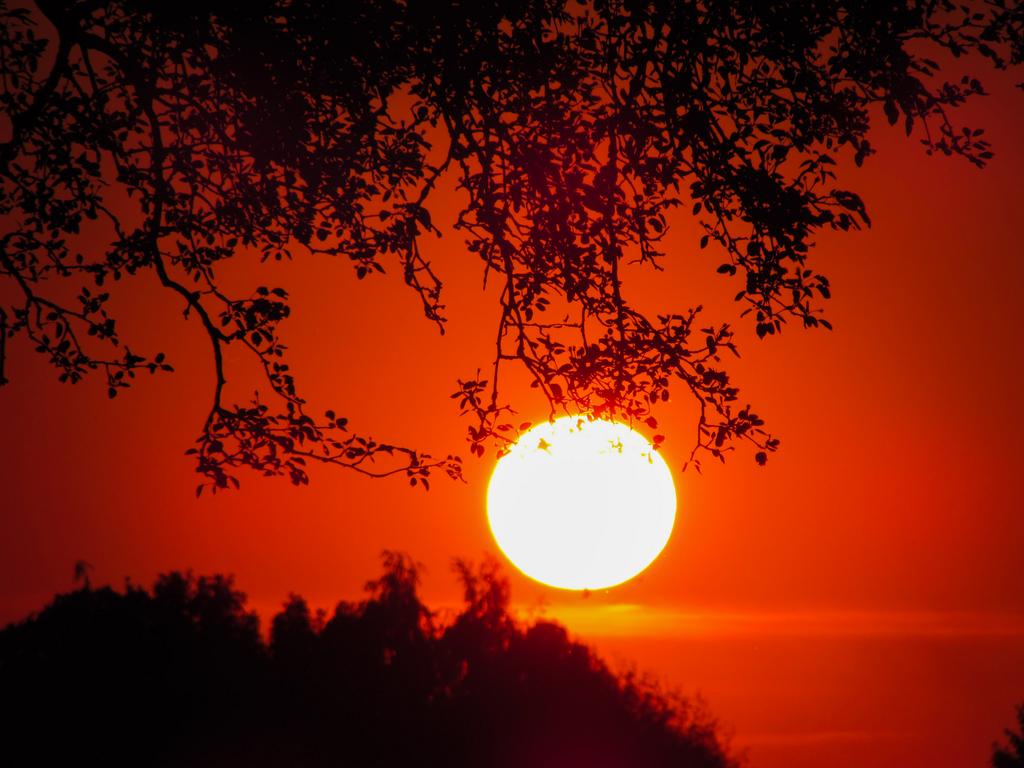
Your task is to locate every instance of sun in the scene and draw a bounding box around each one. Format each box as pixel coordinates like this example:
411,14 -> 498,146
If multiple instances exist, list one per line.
486,417 -> 677,591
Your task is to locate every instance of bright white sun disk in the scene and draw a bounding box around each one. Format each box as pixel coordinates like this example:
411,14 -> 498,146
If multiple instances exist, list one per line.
487,417 -> 677,590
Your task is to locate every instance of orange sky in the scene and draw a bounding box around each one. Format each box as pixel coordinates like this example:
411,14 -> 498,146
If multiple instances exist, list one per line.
2,56 -> 1023,768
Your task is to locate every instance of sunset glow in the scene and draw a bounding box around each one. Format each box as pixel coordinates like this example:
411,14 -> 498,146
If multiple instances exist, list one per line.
3,2 -> 1024,766
487,418 -> 676,590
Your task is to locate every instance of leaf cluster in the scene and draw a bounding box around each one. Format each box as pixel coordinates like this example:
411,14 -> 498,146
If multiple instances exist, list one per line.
1,0 -> 1019,486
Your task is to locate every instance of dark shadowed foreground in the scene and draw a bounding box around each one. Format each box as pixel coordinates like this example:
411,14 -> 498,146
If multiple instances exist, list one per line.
993,705 -> 1024,768
0,554 -> 734,767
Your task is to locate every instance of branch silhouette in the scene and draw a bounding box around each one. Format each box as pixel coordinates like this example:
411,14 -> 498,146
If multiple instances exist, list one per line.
1,1 -> 1021,489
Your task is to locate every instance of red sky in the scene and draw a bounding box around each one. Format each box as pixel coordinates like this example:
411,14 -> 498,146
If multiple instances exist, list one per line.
2,56 -> 1023,768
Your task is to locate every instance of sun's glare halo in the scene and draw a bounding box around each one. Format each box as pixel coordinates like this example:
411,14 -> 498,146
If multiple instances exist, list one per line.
486,417 -> 677,591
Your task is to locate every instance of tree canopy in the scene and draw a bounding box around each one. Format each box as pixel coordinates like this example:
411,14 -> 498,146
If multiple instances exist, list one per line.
0,555 -> 736,767
994,705 -> 1024,768
1,0 -> 1021,490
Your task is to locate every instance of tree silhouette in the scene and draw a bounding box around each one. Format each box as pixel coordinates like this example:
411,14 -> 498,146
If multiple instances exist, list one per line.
72,558 -> 93,588
1,1 -> 1021,489
994,704 -> 1024,768
0,554 -> 737,767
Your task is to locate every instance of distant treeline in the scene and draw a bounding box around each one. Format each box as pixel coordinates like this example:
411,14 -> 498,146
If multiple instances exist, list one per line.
0,554 -> 735,767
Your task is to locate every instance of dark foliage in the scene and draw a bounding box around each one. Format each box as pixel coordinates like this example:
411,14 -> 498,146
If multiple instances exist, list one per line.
0,554 -> 735,767
994,705 -> 1024,768
1,1 -> 1021,489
